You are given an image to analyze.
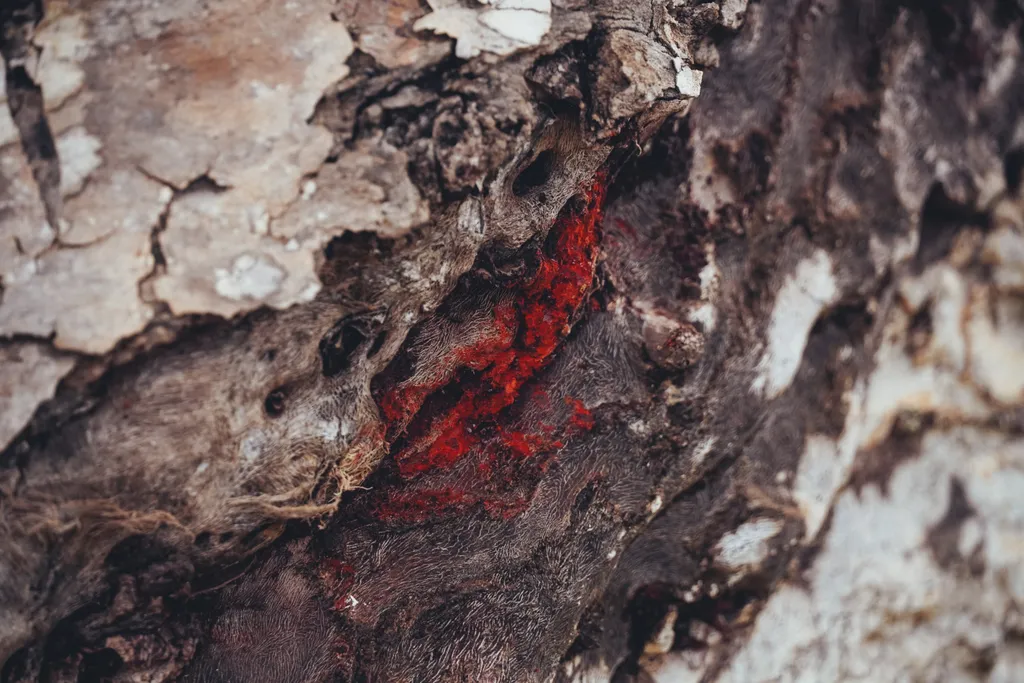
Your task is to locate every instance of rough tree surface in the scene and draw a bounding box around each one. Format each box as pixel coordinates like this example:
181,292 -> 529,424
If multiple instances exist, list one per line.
1,0 -> 1023,681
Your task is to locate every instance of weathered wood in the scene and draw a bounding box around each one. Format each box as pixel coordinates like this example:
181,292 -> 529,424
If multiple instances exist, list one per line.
1,0 -> 1022,681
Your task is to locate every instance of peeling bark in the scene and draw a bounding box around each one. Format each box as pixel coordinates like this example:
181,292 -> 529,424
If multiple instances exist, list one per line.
1,0 -> 1023,682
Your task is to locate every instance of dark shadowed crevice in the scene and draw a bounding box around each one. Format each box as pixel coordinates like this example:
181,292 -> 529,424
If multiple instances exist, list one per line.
914,181 -> 990,269
925,477 -> 982,575
0,1 -> 60,231
1004,147 -> 1024,195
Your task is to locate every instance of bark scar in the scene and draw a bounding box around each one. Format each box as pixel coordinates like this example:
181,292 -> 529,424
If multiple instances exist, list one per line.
369,175 -> 607,522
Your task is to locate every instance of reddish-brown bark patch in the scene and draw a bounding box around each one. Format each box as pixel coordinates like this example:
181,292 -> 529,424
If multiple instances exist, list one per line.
371,178 -> 607,523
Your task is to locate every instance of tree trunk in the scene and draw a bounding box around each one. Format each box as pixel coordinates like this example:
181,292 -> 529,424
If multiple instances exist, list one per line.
1,0 -> 1023,681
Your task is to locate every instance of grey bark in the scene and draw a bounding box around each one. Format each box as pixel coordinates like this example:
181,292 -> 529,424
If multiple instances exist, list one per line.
1,0 -> 1023,681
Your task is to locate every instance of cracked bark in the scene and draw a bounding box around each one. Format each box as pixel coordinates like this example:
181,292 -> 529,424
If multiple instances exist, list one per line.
1,0 -> 1024,681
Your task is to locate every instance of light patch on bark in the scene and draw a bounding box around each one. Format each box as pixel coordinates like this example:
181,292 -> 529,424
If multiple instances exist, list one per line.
716,429 -> 1024,683
339,0 -> 452,70
318,420 -> 341,443
155,188 -> 321,316
687,243 -> 720,332
733,207 -> 1024,681
239,430 -> 268,464
984,220 -> 1024,291
566,656 -> 612,683
2,227 -> 159,352
674,63 -> 703,98
650,659 -> 704,682
0,12 -> 89,146
751,250 -> 838,398
690,437 -> 717,468
0,74 -> 17,147
414,0 -> 553,60
795,433 -> 851,539
641,623 -> 723,680
714,518 -> 783,571
719,0 -> 750,30
648,494 -> 664,515
965,290 -> 1024,404
273,138 -> 429,242
0,0 -> 359,348
603,30 -> 680,121
879,42 -> 943,213
31,12 -> 90,112
0,343 -> 75,451
55,126 -> 101,198
644,607 -> 679,656
213,254 -> 287,302
794,259 -> 998,538
0,146 -> 54,281
868,230 -> 919,276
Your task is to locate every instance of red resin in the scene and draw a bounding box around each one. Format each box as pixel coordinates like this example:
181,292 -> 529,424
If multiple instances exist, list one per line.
390,180 -> 605,475
373,489 -> 477,523
377,301 -> 519,434
321,180 -> 607,616
320,559 -> 357,611
565,397 -> 595,431
372,177 -> 607,523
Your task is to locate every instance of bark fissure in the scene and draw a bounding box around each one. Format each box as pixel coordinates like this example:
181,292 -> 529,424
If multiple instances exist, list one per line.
1,0 -> 1023,681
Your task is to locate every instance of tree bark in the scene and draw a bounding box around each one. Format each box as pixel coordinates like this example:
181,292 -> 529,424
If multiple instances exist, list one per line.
1,0 -> 1023,681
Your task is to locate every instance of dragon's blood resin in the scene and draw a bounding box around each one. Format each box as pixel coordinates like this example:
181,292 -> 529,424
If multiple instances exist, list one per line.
373,178 -> 606,522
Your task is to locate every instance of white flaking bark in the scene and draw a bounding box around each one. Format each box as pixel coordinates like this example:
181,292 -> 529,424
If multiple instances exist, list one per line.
713,518 -> 783,572
0,141 -> 53,284
0,342 -> 74,451
0,0 -> 361,348
414,0 -> 553,60
751,250 -> 839,399
720,429 -> 1024,683
714,204 -> 1024,683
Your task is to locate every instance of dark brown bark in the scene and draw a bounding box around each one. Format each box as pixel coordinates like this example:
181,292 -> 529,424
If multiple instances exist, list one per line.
2,1 -> 1023,681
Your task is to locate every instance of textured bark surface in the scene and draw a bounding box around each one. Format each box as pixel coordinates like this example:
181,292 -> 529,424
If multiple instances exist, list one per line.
1,0 -> 1023,681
